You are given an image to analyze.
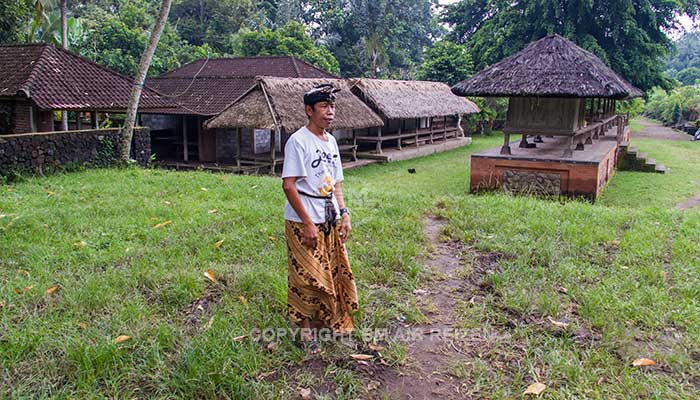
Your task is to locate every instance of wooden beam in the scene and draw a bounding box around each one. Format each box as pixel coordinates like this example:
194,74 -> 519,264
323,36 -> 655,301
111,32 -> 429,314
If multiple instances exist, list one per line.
182,115 -> 188,162
236,127 -> 241,170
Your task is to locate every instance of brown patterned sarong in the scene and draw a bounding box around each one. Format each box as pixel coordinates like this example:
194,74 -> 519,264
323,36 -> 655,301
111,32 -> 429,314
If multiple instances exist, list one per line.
285,220 -> 359,333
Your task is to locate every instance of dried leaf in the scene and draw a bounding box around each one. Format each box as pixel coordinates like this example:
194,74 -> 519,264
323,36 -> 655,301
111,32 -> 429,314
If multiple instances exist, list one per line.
46,190 -> 56,196
78,322 -> 88,330
22,285 -> 33,292
266,341 -> 278,351
233,335 -> 248,342
368,343 -> 385,351
43,224 -> 49,229
201,187 -> 208,192
366,380 -> 381,391
299,388 -> 312,400
0,300 -> 5,309
268,236 -> 276,241
208,209 -> 219,214
239,296 -> 247,305
164,201 -> 172,205
153,220 -> 172,229
547,317 -> 570,328
74,240 -> 88,248
524,382 -> 546,395
204,315 -> 215,330
46,285 -> 59,294
204,269 -> 217,283
350,354 -> 374,361
610,240 -> 621,246
213,239 -> 225,249
17,269 -> 30,276
632,358 -> 657,367
113,335 -> 131,344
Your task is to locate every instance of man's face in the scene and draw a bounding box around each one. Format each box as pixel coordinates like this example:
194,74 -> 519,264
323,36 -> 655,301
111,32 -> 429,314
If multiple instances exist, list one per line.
306,101 -> 336,129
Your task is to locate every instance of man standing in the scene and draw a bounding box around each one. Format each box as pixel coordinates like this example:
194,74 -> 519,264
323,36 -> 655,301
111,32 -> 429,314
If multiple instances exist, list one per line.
282,84 -> 359,354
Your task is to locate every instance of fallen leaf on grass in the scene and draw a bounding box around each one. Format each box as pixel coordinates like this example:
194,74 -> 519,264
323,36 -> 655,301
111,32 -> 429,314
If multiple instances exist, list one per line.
78,322 -> 88,330
200,187 -> 208,192
164,201 -> 172,205
46,190 -> 56,196
0,300 -> 5,309
46,285 -> 59,294
368,343 -> 385,351
266,341 -> 278,351
204,269 -> 217,283
547,317 -> 569,328
213,239 -> 225,249
366,380 -> 381,391
153,220 -> 172,229
208,209 -> 219,214
523,382 -> 546,395
17,269 -> 30,276
299,388 -> 312,400
74,240 -> 88,248
113,335 -> 131,344
233,335 -> 248,342
632,358 -> 656,367
19,285 -> 34,293
239,296 -> 247,305
350,354 -> 373,361
268,236 -> 276,241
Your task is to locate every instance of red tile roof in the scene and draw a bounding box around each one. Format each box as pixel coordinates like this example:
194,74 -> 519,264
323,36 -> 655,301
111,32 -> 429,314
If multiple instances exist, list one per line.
146,56 -> 338,115
0,43 -> 174,111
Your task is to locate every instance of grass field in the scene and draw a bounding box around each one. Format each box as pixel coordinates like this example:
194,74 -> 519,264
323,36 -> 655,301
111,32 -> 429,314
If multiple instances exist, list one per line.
1,131 -> 699,398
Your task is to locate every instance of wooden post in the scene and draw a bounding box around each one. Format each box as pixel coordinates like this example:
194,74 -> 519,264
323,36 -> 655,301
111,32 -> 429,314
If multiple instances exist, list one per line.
351,129 -> 357,161
270,127 -> 278,173
519,134 -> 529,148
182,115 -> 188,162
376,126 -> 383,154
443,116 -> 447,141
429,117 -> 434,144
457,113 -> 464,138
563,136 -> 574,158
500,132 -> 511,155
76,112 -> 82,130
236,127 -> 241,171
414,118 -> 419,148
397,120 -> 403,150
91,111 -> 99,129
29,104 -> 37,132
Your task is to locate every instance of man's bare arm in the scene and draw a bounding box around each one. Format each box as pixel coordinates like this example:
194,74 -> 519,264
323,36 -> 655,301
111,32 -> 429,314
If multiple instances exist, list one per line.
282,177 -> 318,247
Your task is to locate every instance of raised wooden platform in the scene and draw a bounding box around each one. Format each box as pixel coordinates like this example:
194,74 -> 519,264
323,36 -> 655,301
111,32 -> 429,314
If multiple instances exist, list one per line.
471,134 -> 622,200
356,137 -> 472,162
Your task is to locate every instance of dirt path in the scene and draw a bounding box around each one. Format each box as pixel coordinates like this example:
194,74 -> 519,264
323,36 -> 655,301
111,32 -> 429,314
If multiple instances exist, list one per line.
632,118 -> 691,141
677,194 -> 700,210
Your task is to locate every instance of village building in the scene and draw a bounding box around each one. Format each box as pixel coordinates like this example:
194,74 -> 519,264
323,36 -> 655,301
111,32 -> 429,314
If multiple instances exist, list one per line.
0,43 -> 171,135
452,35 -> 650,200
348,78 -> 480,161
204,77 -> 384,173
143,56 -> 338,165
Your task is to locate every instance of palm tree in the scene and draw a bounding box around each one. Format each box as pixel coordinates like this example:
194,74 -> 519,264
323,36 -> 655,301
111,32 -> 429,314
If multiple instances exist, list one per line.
119,0 -> 173,162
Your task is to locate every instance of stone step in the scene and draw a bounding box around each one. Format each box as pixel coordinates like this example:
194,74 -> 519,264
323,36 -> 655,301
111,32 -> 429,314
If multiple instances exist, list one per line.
655,164 -> 668,174
637,152 -> 647,161
619,141 -> 630,148
627,147 -> 639,156
645,158 -> 656,166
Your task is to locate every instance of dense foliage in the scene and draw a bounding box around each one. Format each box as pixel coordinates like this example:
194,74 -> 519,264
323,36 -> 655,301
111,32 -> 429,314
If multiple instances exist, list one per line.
644,85 -> 700,125
442,0 -> 700,92
666,31 -> 700,84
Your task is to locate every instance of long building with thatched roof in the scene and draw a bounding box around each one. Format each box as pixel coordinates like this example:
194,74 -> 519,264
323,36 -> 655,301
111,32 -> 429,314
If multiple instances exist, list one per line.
349,78 -> 480,154
451,34 -> 658,200
204,77 -> 384,172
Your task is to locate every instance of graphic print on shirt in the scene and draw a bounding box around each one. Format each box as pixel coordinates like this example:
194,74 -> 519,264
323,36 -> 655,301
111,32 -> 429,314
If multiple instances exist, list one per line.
311,148 -> 339,196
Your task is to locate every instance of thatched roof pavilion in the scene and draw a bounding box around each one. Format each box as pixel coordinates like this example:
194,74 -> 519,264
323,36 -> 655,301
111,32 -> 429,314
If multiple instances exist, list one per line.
451,35 -> 643,99
451,35 -> 642,157
350,78 -> 480,119
205,76 -> 383,132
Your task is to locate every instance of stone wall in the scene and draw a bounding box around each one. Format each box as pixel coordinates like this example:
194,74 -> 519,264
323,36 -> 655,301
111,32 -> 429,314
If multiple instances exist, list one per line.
0,127 -> 150,177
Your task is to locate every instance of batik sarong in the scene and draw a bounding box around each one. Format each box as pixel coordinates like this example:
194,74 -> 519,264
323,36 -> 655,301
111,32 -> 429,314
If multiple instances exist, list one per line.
285,220 -> 359,333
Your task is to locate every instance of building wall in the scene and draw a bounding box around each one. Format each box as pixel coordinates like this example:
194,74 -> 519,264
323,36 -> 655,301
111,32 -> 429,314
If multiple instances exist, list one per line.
0,127 -> 151,177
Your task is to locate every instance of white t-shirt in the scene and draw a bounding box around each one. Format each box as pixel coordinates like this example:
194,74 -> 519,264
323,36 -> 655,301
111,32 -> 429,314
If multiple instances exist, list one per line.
282,126 -> 344,224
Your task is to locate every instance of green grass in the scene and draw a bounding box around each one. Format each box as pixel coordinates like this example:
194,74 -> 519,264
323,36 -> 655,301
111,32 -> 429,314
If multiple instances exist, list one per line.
1,130 -> 699,398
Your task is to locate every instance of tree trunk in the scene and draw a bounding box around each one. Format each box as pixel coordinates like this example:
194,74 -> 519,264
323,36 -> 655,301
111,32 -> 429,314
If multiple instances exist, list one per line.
61,0 -> 69,131
120,0 -> 173,162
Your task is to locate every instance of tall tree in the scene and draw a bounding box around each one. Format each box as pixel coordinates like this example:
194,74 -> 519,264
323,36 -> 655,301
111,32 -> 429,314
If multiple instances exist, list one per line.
443,0 -> 700,91
0,0 -> 33,43
417,39 -> 473,85
120,0 -> 173,162
61,0 -> 68,130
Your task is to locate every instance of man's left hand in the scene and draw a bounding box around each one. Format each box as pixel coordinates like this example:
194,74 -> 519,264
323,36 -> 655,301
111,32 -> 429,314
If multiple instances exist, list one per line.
340,214 -> 351,244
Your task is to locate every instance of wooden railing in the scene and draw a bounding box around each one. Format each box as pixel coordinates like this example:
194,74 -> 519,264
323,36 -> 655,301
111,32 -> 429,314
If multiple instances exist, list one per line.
562,114 -> 629,157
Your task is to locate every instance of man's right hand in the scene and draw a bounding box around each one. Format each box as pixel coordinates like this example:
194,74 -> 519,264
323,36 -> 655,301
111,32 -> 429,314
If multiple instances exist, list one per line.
303,222 -> 318,248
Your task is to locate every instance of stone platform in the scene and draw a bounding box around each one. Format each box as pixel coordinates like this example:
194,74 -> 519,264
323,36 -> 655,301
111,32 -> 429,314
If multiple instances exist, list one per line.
356,137 -> 472,162
470,132 -> 625,200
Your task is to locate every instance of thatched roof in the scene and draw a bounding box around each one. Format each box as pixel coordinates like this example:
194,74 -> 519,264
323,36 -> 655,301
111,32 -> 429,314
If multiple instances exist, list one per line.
451,35 -> 644,100
349,78 -> 480,119
204,77 -> 384,131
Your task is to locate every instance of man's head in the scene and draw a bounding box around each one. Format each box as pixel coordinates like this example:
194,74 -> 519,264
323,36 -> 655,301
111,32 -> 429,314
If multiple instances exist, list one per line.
304,84 -> 340,130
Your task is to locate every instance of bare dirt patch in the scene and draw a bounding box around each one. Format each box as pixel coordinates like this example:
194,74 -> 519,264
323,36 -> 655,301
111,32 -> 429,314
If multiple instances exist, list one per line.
676,194 -> 700,210
632,118 -> 691,141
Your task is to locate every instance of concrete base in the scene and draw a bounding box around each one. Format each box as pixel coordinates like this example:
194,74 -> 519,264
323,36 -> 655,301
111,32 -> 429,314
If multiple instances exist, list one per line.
356,137 -> 472,162
470,135 -> 621,200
